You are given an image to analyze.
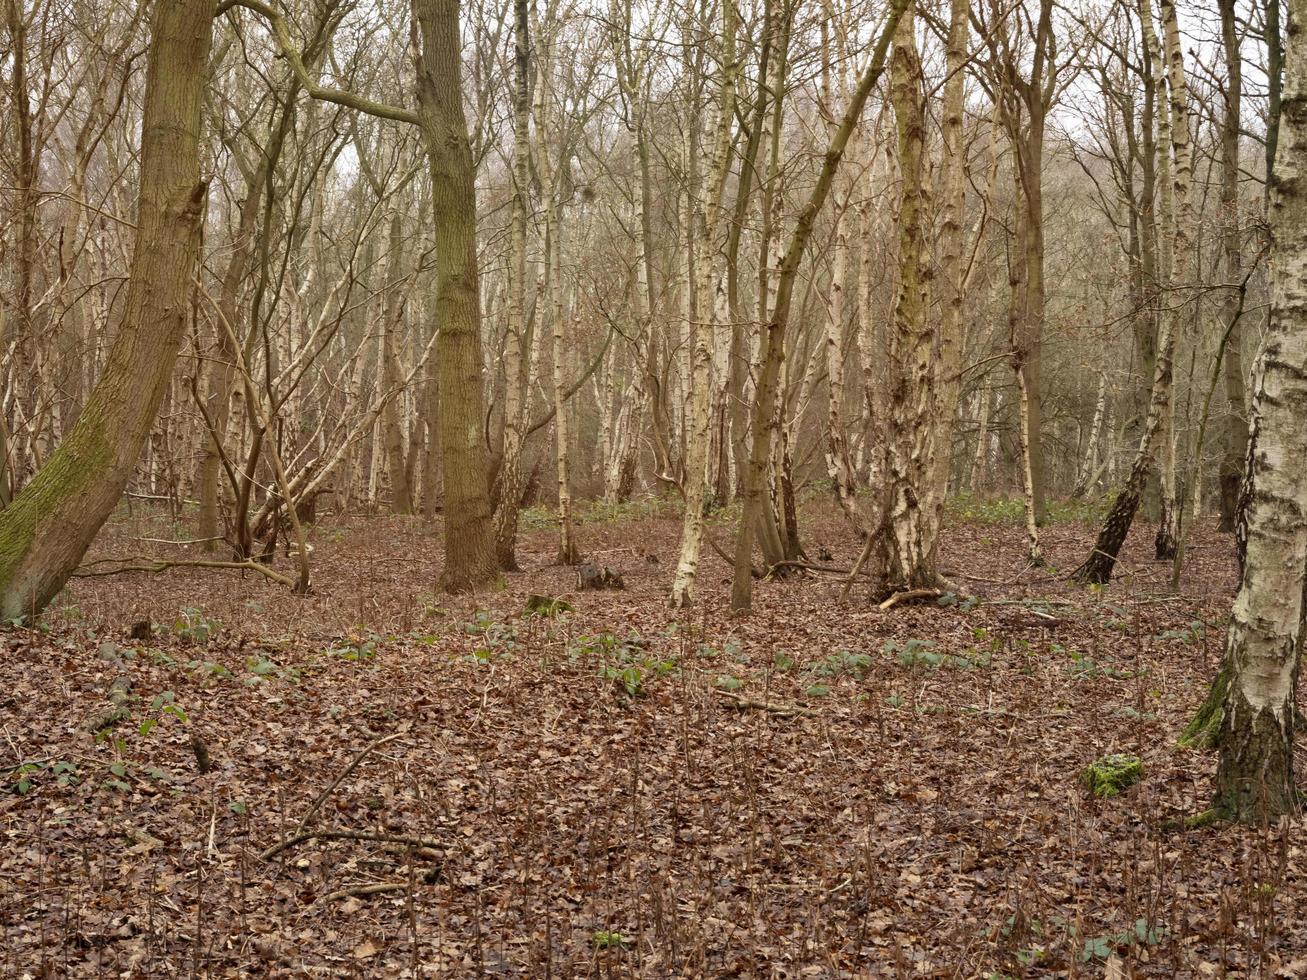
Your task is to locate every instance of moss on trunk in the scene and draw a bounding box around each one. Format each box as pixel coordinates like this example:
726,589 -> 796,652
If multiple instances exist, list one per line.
1177,661 -> 1230,749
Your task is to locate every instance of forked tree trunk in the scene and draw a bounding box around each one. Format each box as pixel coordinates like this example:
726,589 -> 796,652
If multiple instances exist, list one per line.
0,0 -> 215,619
1212,0 -> 1307,822
731,0 -> 907,612
413,0 -> 499,593
196,160 -> 267,550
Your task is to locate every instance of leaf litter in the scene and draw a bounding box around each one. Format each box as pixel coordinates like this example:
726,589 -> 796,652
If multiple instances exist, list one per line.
0,499 -> 1303,977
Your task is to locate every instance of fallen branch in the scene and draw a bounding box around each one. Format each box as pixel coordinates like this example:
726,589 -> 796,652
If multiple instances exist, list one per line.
261,829 -> 443,862
714,688 -> 820,718
296,732 -> 403,834
878,588 -> 942,611
73,556 -> 295,587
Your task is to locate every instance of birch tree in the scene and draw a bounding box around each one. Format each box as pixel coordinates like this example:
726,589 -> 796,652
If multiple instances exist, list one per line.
1210,0 -> 1307,823
669,0 -> 737,607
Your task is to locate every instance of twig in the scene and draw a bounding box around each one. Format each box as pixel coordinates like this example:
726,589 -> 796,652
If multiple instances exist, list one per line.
767,559 -> 854,575
296,732 -> 402,834
319,882 -> 408,903
130,535 -> 225,547
260,829 -> 443,862
713,688 -> 820,718
0,756 -> 53,775
960,706 -> 1074,720
840,535 -> 876,601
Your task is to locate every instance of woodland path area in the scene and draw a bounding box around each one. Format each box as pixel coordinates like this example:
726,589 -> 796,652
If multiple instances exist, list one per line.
0,498 -> 1302,977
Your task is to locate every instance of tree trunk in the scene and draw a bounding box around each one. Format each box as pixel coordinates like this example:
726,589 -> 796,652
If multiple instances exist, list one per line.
883,8 -> 940,589
1153,0 -> 1192,560
1070,0 -> 1181,585
413,0 -> 498,593
0,0 -> 214,619
1217,0 -> 1247,534
5,0 -> 41,493
491,0 -> 531,569
924,0 -> 970,544
1210,0 -> 1307,822
381,210 -> 414,515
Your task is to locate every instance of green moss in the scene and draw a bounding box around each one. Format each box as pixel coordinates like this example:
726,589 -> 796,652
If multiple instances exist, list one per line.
0,413 -> 116,618
1177,663 -> 1229,750
1081,754 -> 1143,798
525,594 -> 573,617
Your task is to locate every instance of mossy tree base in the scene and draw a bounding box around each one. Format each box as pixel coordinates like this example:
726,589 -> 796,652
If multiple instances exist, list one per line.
1177,663 -> 1230,750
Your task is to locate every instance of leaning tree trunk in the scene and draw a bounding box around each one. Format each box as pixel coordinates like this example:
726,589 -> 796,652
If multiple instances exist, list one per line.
413,0 -> 499,593
1210,0 -> 1307,823
1070,0 -> 1179,585
0,0 -> 215,620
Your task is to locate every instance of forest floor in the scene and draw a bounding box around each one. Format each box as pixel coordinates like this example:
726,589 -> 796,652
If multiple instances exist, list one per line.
1,494 -> 1304,978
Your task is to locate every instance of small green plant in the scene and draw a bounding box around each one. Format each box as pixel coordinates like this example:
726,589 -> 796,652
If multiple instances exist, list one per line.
1156,620 -> 1205,645
329,633 -> 382,661
138,691 -> 188,736
1057,643 -> 1133,680
174,606 -> 219,644
575,632 -> 676,698
1113,705 -> 1157,722
808,650 -> 874,679
773,651 -> 796,672
591,930 -> 630,950
1080,919 -> 1165,961
103,760 -> 132,792
463,611 -> 518,652
886,638 -> 989,671
10,760 -> 79,794
714,675 -> 744,692
245,653 -> 297,683
190,659 -> 233,681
